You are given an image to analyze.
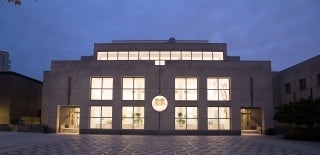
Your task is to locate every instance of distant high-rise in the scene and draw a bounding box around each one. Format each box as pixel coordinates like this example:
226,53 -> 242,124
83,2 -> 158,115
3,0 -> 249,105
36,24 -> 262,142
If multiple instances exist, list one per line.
0,51 -> 11,71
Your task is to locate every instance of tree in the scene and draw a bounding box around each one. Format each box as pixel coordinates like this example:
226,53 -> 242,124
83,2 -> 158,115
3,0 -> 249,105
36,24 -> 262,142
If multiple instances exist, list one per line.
274,98 -> 320,128
7,0 -> 21,5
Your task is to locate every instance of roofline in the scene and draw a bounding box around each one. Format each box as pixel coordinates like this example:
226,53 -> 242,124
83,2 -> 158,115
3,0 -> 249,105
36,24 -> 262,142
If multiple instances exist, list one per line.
280,55 -> 320,72
0,71 -> 43,84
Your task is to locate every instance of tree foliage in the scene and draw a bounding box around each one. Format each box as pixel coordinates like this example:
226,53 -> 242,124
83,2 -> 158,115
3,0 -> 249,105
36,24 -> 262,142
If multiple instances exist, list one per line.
274,98 -> 320,128
7,0 -> 21,5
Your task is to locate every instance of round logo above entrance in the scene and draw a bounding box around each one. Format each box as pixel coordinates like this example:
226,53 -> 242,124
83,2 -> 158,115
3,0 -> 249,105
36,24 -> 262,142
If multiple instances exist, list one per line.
152,95 -> 168,112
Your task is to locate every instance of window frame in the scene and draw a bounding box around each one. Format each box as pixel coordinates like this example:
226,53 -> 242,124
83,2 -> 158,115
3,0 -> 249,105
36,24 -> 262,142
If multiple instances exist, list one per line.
285,83 -> 291,94
90,77 -> 113,100
299,78 -> 306,90
175,77 -> 198,101
89,106 -> 112,129
121,106 -> 145,130
207,77 -> 231,101
175,106 -> 198,130
207,107 -> 231,130
122,77 -> 145,100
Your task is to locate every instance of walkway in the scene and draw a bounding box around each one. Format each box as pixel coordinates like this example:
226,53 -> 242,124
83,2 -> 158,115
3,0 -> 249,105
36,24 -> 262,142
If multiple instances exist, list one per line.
0,132 -> 319,154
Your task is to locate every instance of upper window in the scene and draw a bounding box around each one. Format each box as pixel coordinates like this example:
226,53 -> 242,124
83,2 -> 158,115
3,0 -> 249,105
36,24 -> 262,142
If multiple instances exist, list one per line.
207,78 -> 230,101
122,77 -> 145,100
122,106 -> 144,129
89,106 -> 112,129
285,83 -> 291,94
175,107 -> 198,130
299,78 -> 306,90
175,77 -> 198,101
90,77 -> 113,100
208,107 -> 230,130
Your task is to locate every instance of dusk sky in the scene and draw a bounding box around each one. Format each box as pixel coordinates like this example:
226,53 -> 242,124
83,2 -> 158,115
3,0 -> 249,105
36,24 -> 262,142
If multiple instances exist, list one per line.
0,0 -> 319,81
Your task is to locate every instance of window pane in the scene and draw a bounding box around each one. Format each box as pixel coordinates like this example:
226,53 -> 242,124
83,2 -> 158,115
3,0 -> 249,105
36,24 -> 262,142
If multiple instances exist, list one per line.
101,118 -> 112,129
97,52 -> 108,60
175,78 -> 186,89
192,51 -> 202,60
107,52 -> 117,60
91,78 -> 102,88
175,90 -> 185,100
91,89 -> 101,100
187,90 -> 197,100
219,119 -> 230,130
90,106 -> 101,117
219,78 -> 229,89
123,78 -> 133,88
160,51 -> 170,60
102,89 -> 112,100
134,78 -> 145,88
123,89 -> 133,100
139,51 -> 149,60
219,107 -> 230,118
203,52 -> 212,60
171,51 -> 181,60
118,51 -> 128,60
181,51 -> 191,60
175,107 -> 186,118
208,90 -> 219,101
134,89 -> 145,100
129,51 -> 139,60
150,51 -> 159,60
122,118 -> 133,129
213,52 -> 223,60
102,78 -> 113,88
187,119 -> 198,130
219,90 -> 229,101
90,118 -> 101,129
122,107 -> 133,117
187,78 -> 197,89
133,107 -> 144,129
208,119 -> 218,130
187,107 -> 197,119
102,106 -> 112,117
207,78 -> 218,89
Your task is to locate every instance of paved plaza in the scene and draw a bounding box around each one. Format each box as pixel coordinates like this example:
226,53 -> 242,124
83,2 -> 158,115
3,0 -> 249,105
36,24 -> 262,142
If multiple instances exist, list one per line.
0,132 -> 319,155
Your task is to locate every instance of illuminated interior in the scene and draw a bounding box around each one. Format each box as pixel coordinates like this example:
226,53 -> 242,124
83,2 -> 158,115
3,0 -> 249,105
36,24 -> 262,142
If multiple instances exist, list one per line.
208,107 -> 230,130
207,78 -> 230,101
175,107 -> 198,130
90,106 -> 112,129
122,106 -> 144,129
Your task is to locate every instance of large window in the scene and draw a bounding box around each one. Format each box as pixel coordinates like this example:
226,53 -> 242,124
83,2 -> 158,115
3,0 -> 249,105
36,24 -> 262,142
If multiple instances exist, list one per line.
208,107 -> 230,130
299,78 -> 306,90
90,77 -> 113,100
207,78 -> 230,101
122,106 -> 144,129
175,77 -> 198,101
122,77 -> 145,100
175,107 -> 198,130
90,106 -> 112,129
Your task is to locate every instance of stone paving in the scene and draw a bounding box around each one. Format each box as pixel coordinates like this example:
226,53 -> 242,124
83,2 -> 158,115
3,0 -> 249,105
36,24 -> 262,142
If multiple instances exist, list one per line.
0,132 -> 319,155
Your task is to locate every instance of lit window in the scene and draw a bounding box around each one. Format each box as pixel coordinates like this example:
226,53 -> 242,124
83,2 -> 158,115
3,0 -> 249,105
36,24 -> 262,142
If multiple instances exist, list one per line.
90,77 -> 113,100
299,78 -> 306,90
118,51 -> 128,60
181,51 -> 191,60
208,107 -> 230,130
175,107 -> 198,130
175,77 -> 198,101
207,78 -> 230,101
213,52 -> 223,60
192,51 -> 202,60
150,51 -> 159,60
108,52 -> 117,60
97,52 -> 108,60
171,51 -> 181,60
90,106 -> 112,129
203,51 -> 213,60
122,106 -> 144,129
160,51 -> 170,60
129,51 -> 139,60
139,51 -> 149,60
122,77 -> 145,100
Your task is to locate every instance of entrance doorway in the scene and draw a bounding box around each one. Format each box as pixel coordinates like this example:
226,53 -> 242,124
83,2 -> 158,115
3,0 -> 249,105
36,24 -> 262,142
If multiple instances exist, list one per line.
58,105 -> 80,133
240,107 -> 262,134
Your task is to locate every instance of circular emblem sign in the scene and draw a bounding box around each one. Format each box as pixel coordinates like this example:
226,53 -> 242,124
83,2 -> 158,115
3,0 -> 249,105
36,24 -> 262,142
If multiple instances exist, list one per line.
152,95 -> 168,112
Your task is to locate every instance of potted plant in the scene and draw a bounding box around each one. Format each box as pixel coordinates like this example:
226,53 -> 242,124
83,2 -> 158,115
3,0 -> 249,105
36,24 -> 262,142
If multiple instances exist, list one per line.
134,113 -> 142,127
176,112 -> 185,127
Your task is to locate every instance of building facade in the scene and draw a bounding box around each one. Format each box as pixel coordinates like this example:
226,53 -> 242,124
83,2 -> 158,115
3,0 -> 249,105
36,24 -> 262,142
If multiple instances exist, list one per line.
274,55 -> 320,107
0,72 -> 42,125
42,39 -> 274,135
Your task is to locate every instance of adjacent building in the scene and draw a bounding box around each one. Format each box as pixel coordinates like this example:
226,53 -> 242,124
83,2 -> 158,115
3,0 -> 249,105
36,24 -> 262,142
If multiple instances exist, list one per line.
0,71 -> 42,125
274,55 -> 320,107
42,39 -> 274,135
